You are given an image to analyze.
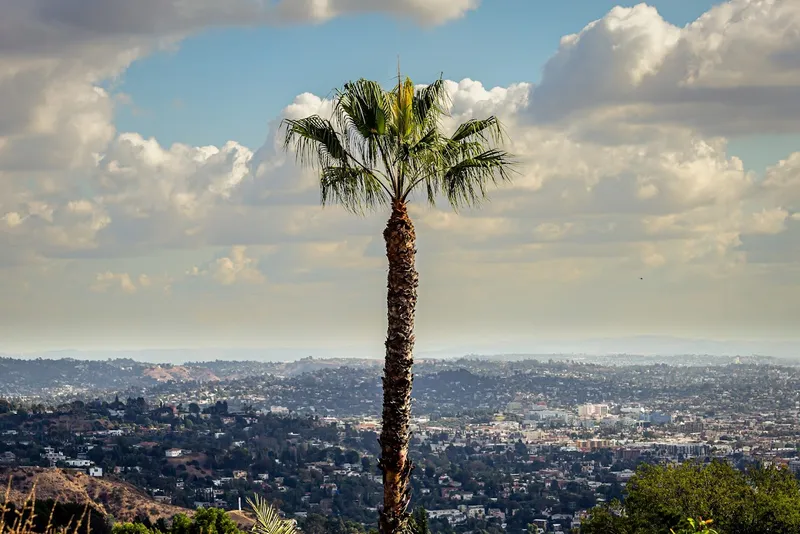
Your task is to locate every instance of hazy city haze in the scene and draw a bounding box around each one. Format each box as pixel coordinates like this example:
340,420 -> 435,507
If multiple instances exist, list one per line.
1,0 -> 799,353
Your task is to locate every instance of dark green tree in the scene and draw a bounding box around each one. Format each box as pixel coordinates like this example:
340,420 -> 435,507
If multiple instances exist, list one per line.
582,461 -> 800,534
112,523 -> 159,534
408,507 -> 430,534
171,509 -> 241,534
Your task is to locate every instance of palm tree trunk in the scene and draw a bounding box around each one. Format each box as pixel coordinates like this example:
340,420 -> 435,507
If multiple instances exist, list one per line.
379,201 -> 418,534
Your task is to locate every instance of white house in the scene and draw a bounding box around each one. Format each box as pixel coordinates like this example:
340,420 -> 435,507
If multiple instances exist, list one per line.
165,448 -> 183,458
88,467 -> 103,477
65,459 -> 92,468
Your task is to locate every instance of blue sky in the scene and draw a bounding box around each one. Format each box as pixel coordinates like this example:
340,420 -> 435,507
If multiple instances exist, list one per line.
115,0 -> 722,150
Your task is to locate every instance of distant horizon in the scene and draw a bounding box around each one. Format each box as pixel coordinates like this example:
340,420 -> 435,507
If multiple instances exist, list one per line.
2,334 -> 797,362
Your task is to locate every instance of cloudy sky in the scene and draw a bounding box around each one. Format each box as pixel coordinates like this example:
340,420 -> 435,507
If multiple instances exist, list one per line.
1,0 -> 799,356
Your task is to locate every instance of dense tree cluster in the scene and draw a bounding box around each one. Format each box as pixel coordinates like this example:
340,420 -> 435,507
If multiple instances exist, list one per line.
582,461 -> 800,534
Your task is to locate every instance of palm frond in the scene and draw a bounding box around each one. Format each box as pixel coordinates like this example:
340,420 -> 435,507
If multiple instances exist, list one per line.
248,495 -> 298,534
334,79 -> 391,167
407,129 -> 441,157
391,77 -> 416,140
281,74 -> 516,213
401,120 -> 515,206
281,116 -> 346,168
321,165 -> 390,215
450,116 -> 505,144
282,106 -> 393,213
441,148 -> 515,210
412,78 -> 449,132
335,79 -> 390,137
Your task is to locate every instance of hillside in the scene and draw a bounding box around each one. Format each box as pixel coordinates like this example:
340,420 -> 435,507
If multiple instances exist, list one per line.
0,356 -> 386,401
143,365 -> 220,383
0,358 -> 233,399
0,468 -> 189,523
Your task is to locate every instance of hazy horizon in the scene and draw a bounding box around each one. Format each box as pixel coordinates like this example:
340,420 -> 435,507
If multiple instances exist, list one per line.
2,335 -> 798,363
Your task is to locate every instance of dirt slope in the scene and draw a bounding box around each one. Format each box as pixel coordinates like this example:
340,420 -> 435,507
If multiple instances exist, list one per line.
143,366 -> 220,383
0,467 -> 189,523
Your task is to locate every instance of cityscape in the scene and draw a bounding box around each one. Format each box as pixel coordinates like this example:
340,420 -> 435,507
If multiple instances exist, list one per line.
0,354 -> 799,532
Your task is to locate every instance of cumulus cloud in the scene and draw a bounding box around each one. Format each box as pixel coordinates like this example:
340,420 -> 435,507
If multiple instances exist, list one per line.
89,270 -> 172,295
188,246 -> 266,286
1,74 -> 793,279
0,0 -> 477,261
762,152 -> 800,207
529,0 -> 800,137
90,271 -> 137,294
0,0 -> 475,56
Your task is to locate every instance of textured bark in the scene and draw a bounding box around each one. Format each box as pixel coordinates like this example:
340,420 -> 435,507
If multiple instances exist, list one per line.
378,202 -> 419,534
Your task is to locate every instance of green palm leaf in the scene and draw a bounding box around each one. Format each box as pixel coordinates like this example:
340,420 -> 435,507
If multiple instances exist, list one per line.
247,495 -> 298,534
412,77 -> 448,130
321,165 -> 389,214
282,75 -> 515,213
442,148 -> 515,208
451,116 -> 505,143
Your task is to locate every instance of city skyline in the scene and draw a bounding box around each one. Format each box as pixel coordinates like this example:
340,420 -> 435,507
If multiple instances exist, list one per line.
1,0 -> 800,351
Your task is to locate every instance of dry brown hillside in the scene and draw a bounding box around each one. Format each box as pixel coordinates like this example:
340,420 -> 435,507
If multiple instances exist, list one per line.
143,366 -> 220,383
0,468 -> 189,523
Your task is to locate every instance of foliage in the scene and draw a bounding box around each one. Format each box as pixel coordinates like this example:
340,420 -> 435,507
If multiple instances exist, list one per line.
670,517 -> 719,534
406,508 -> 430,534
114,497 -> 300,534
248,495 -> 297,534
173,508 -> 240,534
282,75 -> 515,213
114,508 -> 241,534
581,461 -> 800,534
112,523 -> 159,534
300,513 -> 368,534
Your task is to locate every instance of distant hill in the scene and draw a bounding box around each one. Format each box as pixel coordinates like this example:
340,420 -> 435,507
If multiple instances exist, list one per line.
263,357 -> 382,377
0,467 -> 188,523
0,356 -> 385,399
0,358 -> 231,398
143,365 -> 220,383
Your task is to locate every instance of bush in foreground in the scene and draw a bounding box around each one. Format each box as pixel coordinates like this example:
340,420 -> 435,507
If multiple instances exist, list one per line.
581,460 -> 800,534
113,499 -> 299,534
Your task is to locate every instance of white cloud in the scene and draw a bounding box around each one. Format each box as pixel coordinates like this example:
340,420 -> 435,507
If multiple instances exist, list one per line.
1,74 -> 793,281
529,0 -> 800,137
273,0 -> 478,25
0,0 -> 475,56
2,212 -> 24,228
89,270 -> 172,294
91,271 -> 137,294
0,0 -> 476,262
762,152 -> 800,206
745,208 -> 790,235
189,246 -> 266,286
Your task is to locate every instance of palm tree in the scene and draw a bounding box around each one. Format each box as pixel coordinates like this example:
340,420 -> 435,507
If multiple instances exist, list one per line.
282,72 -> 515,533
